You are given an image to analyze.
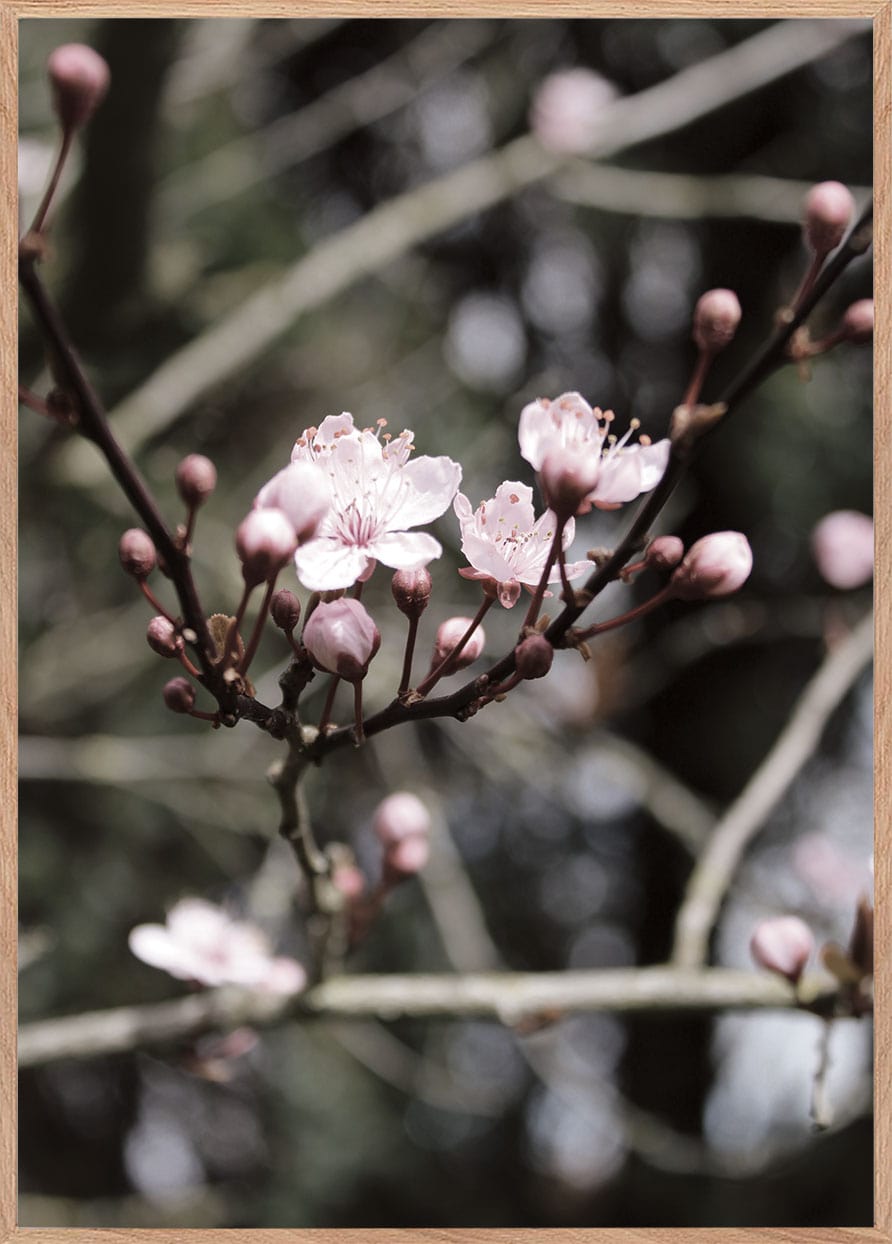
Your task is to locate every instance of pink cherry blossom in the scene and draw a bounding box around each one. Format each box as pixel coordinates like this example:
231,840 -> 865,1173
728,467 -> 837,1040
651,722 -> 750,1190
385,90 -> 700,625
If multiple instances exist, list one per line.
454,481 -> 589,608
518,391 -> 670,510
128,898 -> 306,994
811,510 -> 873,589
289,413 -> 461,590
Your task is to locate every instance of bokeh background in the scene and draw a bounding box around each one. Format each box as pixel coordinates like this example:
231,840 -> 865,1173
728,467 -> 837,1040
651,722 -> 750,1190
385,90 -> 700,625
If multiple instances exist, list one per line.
18,17 -> 873,1229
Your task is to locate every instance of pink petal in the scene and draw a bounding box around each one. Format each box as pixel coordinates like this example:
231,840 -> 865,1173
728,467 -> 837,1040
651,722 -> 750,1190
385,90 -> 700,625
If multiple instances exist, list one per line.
368,530 -> 443,570
295,537 -> 371,591
128,924 -> 197,981
394,456 -> 463,527
636,439 -> 671,491
262,957 -> 307,995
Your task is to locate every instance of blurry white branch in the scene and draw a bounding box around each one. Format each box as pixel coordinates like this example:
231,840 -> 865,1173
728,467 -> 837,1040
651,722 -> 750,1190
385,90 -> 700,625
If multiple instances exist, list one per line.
671,609 -> 874,969
557,164 -> 872,224
18,967 -> 841,1068
157,20 -> 497,227
54,17 -> 867,490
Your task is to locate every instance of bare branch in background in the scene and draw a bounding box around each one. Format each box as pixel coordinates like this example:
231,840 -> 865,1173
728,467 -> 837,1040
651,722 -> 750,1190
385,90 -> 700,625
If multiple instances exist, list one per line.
671,609 -> 874,969
18,966 -> 845,1068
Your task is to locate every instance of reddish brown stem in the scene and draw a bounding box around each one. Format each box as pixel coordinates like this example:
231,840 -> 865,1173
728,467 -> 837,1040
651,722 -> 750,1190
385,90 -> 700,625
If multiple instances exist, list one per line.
398,615 -> 420,698
138,579 -> 176,625
574,584 -> 675,642
416,595 -> 493,696
318,675 -> 341,734
523,519 -> 565,629
29,128 -> 74,236
240,578 -> 277,674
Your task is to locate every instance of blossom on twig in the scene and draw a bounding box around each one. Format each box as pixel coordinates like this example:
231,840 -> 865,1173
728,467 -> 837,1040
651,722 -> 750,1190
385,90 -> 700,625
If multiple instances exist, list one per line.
519,391 -> 670,511
289,413 -> 461,590
454,481 -> 588,608
129,898 -> 305,994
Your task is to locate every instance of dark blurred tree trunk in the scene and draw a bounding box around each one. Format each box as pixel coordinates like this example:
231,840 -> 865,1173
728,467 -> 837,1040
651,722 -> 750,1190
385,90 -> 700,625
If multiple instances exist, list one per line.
63,19 -> 182,348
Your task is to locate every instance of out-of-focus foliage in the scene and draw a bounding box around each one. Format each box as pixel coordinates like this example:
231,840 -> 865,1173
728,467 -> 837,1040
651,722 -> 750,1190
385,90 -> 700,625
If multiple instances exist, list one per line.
18,17 -> 872,1228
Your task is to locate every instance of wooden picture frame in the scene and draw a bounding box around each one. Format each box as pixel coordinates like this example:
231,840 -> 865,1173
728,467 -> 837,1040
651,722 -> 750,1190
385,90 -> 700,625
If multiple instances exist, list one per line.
4,3 -> 887,1240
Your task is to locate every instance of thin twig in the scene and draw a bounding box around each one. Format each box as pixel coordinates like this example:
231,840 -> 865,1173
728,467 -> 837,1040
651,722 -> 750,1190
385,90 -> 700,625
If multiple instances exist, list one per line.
671,609 -> 873,969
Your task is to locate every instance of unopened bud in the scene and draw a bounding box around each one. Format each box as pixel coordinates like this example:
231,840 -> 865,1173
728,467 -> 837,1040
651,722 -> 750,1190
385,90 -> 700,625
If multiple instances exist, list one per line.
840,299 -> 873,344
255,461 -> 331,544
391,568 -> 432,619
176,454 -> 217,509
146,616 -> 182,657
750,916 -> 815,984
119,528 -> 157,580
811,510 -> 873,590
671,532 -> 752,600
162,677 -> 196,714
515,634 -> 554,680
235,508 -> 298,586
645,535 -> 685,570
539,449 -> 601,519
432,617 -> 486,672
47,43 -> 110,131
804,181 -> 855,256
270,588 -> 302,634
302,598 -> 380,681
692,289 -> 742,354
373,792 -> 432,846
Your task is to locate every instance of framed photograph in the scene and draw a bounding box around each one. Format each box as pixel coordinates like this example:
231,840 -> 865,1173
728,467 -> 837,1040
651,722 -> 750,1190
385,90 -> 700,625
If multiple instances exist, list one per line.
7,4 -> 886,1238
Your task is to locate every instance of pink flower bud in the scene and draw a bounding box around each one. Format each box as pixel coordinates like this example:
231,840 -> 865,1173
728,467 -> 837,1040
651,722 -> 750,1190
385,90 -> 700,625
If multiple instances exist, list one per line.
255,461 -> 331,544
119,528 -> 157,579
235,508 -> 298,586
692,289 -> 742,354
671,532 -> 752,600
146,615 -> 182,657
302,598 -> 381,681
386,834 -> 430,876
645,535 -> 685,570
163,677 -> 196,714
391,568 -> 432,619
270,588 -> 302,634
811,510 -> 873,589
47,43 -> 110,131
515,634 -> 554,680
373,792 -> 432,846
840,299 -> 873,344
750,915 -> 815,983
803,181 -> 855,255
176,454 -> 217,509
432,617 -> 486,671
539,449 -> 602,519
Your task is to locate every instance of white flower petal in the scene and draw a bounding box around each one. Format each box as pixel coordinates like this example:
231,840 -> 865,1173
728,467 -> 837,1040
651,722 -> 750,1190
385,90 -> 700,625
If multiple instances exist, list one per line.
395,455 -> 463,527
294,537 -> 371,591
128,924 -> 197,980
369,529 -> 443,570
